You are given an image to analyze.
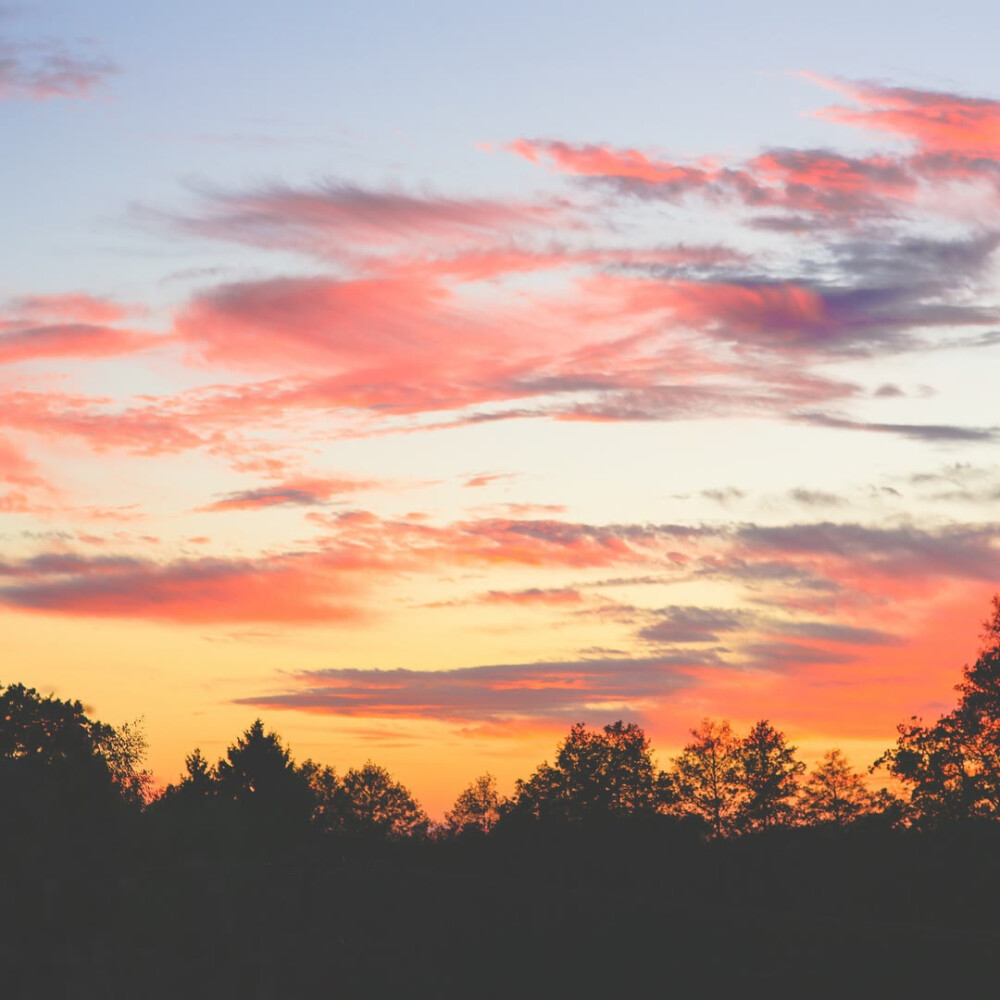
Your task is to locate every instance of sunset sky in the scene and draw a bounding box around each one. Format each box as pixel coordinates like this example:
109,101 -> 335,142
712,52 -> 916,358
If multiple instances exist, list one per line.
4,1 -> 1000,815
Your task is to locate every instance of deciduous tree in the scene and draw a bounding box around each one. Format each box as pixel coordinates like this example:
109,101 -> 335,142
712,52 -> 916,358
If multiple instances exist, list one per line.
799,749 -> 874,828
336,761 -> 428,839
510,721 -> 669,822
446,773 -> 501,834
669,718 -> 740,837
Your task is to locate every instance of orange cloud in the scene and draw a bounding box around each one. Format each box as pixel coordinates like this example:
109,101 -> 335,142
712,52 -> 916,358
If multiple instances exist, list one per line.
0,550 -> 367,624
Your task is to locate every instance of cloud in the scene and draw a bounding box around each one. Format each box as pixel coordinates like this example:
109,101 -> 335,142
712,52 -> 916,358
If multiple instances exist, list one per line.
638,605 -> 746,643
0,433 -> 43,487
196,475 -> 377,512
0,389 -> 205,455
462,472 -> 517,488
232,653 -> 710,725
505,139 -> 916,220
0,549 -> 367,623
794,411 -> 997,442
159,180 -> 568,257
808,75 -> 1000,157
788,489 -> 846,507
740,640 -> 857,668
769,620 -> 901,645
508,79 -> 1000,235
478,587 -> 584,606
0,294 -> 154,365
0,36 -> 114,101
736,521 -> 1000,582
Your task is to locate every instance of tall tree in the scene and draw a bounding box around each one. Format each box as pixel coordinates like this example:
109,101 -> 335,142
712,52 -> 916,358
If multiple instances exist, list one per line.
669,718 -> 741,837
734,720 -> 804,832
877,596 -> 1000,826
215,719 -> 313,831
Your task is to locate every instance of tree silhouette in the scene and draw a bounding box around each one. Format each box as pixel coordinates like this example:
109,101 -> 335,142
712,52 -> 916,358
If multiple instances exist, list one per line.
0,681 -> 142,832
445,773 -> 501,835
215,719 -> 313,833
96,717 -> 153,804
734,720 -> 804,832
798,749 -> 874,828
877,596 -> 1000,826
511,721 -> 669,822
669,718 -> 740,837
336,761 -> 428,839
178,747 -> 216,798
298,759 -> 340,832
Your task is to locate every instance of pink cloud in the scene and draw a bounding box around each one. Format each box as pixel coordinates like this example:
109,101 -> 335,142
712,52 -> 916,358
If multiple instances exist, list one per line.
166,181 -> 568,257
0,550 -> 367,624
0,294 -> 155,364
196,475 -> 378,512
0,433 -> 43,487
0,389 -> 204,455
506,138 -> 715,186
0,40 -> 115,101
808,75 -> 1000,157
505,138 -> 917,219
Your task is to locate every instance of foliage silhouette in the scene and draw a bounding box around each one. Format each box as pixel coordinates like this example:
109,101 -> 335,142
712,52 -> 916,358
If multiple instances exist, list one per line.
878,597 -> 1000,826
669,718 -> 741,837
445,772 -> 502,835
733,719 -> 805,832
214,719 -> 314,836
336,760 -> 429,839
0,681 -> 147,839
10,599 -> 1000,994
798,749 -> 875,828
298,758 -> 340,832
509,720 -> 670,823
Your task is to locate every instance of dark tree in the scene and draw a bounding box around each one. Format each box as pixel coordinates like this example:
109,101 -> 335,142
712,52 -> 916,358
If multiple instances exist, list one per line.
336,761 -> 428,839
0,681 -> 145,830
214,719 -> 313,832
877,596 -> 1000,826
733,720 -> 804,832
178,747 -> 216,798
96,717 -> 153,804
445,773 -> 502,835
510,721 -> 669,823
298,758 -> 340,832
798,749 -> 874,828
669,718 -> 740,837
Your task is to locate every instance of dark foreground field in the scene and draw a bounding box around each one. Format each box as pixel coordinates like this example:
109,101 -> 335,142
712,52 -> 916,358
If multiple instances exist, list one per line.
5,820 -> 1000,999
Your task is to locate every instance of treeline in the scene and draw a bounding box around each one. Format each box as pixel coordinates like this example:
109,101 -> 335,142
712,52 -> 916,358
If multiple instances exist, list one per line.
6,596 -> 1000,842
5,598 -> 1000,995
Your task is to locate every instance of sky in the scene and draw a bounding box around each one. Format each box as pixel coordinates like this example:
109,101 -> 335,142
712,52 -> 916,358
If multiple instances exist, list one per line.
3,1 -> 1000,815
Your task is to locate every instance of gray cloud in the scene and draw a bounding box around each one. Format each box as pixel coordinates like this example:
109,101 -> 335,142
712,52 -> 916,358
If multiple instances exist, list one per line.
233,653 -> 714,725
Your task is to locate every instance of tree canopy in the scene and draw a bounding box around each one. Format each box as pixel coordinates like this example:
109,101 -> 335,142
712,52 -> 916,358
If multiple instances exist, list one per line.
877,598 -> 1000,826
510,721 -> 670,822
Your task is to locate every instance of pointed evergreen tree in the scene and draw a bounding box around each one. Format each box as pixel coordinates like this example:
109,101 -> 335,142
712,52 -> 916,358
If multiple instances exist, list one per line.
734,720 -> 804,832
